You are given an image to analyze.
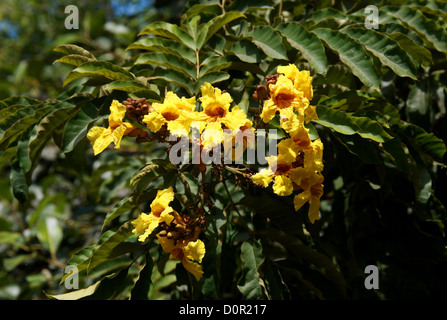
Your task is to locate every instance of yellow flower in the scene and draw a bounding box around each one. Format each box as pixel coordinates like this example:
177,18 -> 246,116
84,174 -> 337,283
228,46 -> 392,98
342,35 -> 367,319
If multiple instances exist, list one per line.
260,75 -> 301,123
199,83 -> 250,131
131,187 -> 175,242
158,236 -> 206,281
272,175 -> 294,196
142,92 -> 195,136
277,64 -> 313,101
293,175 -> 324,224
251,154 -> 295,197
87,100 -> 147,155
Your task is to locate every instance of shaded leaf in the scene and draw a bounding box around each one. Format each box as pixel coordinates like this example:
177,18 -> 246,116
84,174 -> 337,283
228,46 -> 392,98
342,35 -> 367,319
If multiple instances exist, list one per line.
276,22 -> 328,75
237,238 -> 267,299
312,28 -> 381,89
250,25 -> 288,60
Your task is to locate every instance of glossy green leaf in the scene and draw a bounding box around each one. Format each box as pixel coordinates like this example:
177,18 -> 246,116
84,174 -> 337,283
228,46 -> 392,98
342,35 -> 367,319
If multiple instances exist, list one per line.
384,6 -> 447,53
342,26 -> 417,79
276,22 -> 328,75
250,25 -> 288,60
54,54 -> 95,67
53,44 -> 96,60
101,195 -> 136,230
63,61 -> 134,87
135,52 -> 196,79
396,123 -> 447,164
237,238 -> 267,299
127,37 -> 197,64
199,56 -> 232,77
150,68 -> 195,95
197,12 -> 246,50
194,72 -> 230,93
138,21 -> 197,51
314,105 -> 393,143
231,39 -> 260,64
227,0 -> 274,13
312,28 -> 381,89
61,100 -> 100,153
87,221 -> 136,274
386,32 -> 433,66
0,104 -> 53,149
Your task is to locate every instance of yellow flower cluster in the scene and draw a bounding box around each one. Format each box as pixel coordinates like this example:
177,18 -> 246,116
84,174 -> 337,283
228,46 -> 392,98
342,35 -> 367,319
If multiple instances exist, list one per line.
87,82 -> 253,155
131,187 -> 205,281
252,64 -> 324,224
86,100 -> 148,155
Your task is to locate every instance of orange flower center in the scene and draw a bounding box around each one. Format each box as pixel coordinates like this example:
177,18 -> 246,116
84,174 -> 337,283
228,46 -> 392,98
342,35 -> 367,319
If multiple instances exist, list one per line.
205,104 -> 227,119
162,111 -> 179,121
274,92 -> 295,109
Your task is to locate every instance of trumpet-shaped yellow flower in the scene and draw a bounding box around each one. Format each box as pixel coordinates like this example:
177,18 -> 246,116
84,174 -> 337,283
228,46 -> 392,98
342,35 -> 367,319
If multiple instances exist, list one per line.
260,75 -> 301,123
199,83 -> 250,131
143,92 -> 195,137
277,64 -> 313,102
251,153 -> 295,197
158,236 -> 206,281
131,187 -> 175,242
293,174 -> 324,224
87,100 -> 147,155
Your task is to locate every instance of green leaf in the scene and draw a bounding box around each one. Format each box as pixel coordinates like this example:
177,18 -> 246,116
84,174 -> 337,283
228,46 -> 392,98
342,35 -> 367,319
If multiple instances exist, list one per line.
405,79 -> 431,129
24,103 -> 80,177
314,105 -> 393,143
341,26 -> 417,79
130,252 -> 154,300
104,81 -> 162,101
150,68 -> 195,95
237,238 -> 267,300
87,221 -> 136,274
312,28 -> 381,89
54,54 -> 95,67
382,135 -> 412,174
386,32 -> 433,66
53,44 -> 96,60
36,215 -> 63,255
238,194 -> 301,235
259,228 -> 346,297
226,0 -> 274,13
184,4 -> 221,18
127,37 -> 197,64
249,25 -> 288,60
138,21 -> 197,51
276,22 -> 328,75
396,123 -> 447,164
135,52 -> 196,79
63,61 -> 134,87
199,56 -> 232,77
10,160 -> 28,203
61,100 -> 101,153
3,254 -> 34,272
0,104 -> 53,149
47,282 -> 102,300
195,72 -> 230,93
102,195 -> 136,230
197,12 -> 246,50
231,39 -> 260,64
384,6 -> 447,53
0,231 -> 21,244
